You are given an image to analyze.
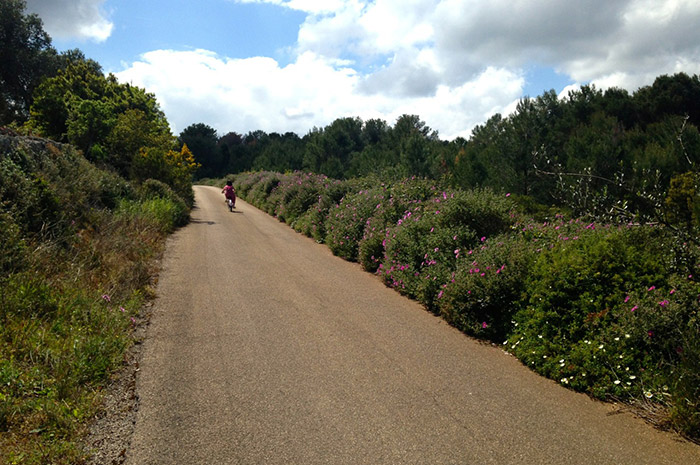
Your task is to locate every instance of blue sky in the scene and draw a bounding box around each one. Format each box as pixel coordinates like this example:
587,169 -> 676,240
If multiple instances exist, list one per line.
25,0 -> 700,140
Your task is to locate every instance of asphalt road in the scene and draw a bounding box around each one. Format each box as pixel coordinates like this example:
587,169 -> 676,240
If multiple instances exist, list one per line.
125,185 -> 700,464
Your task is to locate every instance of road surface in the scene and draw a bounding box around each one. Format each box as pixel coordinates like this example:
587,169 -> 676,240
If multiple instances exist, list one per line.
125,185 -> 700,464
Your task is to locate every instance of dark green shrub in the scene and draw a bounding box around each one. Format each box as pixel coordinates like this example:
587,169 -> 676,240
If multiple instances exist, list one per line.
380,188 -> 515,311
326,187 -> 389,260
507,227 -> 674,399
138,179 -> 189,228
438,233 -> 536,340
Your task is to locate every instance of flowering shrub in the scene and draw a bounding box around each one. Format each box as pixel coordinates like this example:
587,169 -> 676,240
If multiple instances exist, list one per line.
380,188 -> 514,311
358,178 -> 437,272
504,225 -> 700,434
438,233 -> 536,340
326,187 -> 388,260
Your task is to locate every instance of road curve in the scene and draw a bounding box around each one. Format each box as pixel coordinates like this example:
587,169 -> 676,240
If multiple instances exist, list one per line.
125,185 -> 700,465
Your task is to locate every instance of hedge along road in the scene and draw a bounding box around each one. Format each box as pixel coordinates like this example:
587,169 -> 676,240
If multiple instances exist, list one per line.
125,186 -> 700,465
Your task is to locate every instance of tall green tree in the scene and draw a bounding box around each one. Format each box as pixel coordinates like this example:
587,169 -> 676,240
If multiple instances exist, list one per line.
179,123 -> 221,179
0,0 -> 57,124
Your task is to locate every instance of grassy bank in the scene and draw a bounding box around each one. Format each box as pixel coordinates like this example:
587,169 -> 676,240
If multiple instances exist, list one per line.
0,134 -> 190,464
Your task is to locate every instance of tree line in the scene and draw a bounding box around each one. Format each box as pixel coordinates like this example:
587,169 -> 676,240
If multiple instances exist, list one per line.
183,73 -> 699,227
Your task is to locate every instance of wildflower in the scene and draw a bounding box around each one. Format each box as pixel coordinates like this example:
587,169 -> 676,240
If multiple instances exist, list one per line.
648,285 -> 656,291
669,289 -> 676,295
120,306 -> 126,312
659,300 -> 669,307
629,375 -> 636,380
480,236 -> 486,242
614,380 -> 621,385
644,391 -> 653,399
631,305 -> 638,312
481,321 -> 488,329
624,295 -> 630,303
506,193 -> 511,197
437,290 -> 443,299
648,330 -> 654,338
102,294 -> 111,303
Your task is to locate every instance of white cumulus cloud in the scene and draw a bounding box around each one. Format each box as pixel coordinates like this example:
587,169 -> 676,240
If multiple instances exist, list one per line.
25,0 -> 113,42
109,0 -> 700,139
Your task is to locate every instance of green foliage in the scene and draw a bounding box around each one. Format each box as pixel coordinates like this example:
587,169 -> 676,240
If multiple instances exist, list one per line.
179,123 -> 221,179
325,188 -> 388,260
438,233 -> 536,340
0,0 -> 57,124
0,133 -> 178,461
379,188 -> 515,311
665,171 -> 700,231
131,144 -> 198,206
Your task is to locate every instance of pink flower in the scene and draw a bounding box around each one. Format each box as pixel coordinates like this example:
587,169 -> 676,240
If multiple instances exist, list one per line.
480,236 -> 486,242
482,321 -> 488,329
505,193 -> 511,197
437,290 -> 444,299
659,300 -> 669,307
648,286 -> 656,292
670,289 -> 676,295
102,294 -> 111,303
624,295 -> 630,303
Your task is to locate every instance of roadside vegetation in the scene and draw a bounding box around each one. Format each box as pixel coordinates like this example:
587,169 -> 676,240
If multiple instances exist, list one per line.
1,3 -> 198,462
220,171 -> 699,441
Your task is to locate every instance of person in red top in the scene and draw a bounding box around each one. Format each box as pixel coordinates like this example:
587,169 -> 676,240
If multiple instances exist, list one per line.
222,180 -> 236,208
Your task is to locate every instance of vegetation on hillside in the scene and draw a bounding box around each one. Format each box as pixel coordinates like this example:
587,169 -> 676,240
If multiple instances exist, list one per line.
1,2 -> 198,462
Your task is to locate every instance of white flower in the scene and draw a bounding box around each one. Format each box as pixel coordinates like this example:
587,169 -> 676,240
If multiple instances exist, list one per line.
629,375 -> 636,380
614,380 -> 621,385
599,344 -> 604,349
644,391 -> 653,398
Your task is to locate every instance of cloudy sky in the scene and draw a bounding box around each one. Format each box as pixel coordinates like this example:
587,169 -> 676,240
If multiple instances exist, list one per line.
26,0 -> 700,140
